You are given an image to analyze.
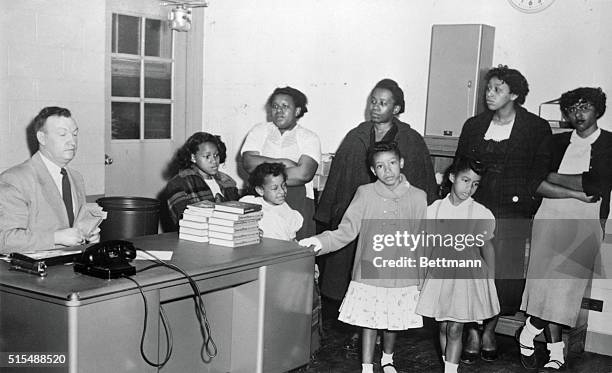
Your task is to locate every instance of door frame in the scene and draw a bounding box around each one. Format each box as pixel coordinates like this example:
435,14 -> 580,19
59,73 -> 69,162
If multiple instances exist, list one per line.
103,0 -> 204,198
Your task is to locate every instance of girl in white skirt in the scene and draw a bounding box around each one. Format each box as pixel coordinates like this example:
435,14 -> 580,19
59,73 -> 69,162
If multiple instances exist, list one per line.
415,157 -> 499,373
300,142 -> 427,373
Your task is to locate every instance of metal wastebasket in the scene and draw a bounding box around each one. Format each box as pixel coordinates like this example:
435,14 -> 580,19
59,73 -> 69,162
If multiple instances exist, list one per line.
96,197 -> 160,241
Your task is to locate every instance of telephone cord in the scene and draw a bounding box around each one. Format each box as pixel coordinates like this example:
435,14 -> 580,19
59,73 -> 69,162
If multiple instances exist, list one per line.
123,275 -> 173,368
137,250 -> 218,361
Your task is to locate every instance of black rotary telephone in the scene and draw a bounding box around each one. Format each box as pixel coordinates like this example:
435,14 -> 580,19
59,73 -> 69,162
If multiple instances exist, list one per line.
74,240 -> 137,279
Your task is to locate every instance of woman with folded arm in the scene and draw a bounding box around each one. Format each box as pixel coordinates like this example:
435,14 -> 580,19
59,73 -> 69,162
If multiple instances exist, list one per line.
518,87 -> 611,372
241,86 -> 321,240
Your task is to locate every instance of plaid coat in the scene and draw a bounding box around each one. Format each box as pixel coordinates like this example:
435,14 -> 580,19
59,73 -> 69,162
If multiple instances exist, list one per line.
165,166 -> 239,226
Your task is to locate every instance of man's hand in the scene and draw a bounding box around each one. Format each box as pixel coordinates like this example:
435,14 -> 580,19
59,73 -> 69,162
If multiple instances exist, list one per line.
54,228 -> 86,247
86,227 -> 101,244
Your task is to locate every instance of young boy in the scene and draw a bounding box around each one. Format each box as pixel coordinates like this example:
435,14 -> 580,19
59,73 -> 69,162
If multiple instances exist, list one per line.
240,162 -> 303,241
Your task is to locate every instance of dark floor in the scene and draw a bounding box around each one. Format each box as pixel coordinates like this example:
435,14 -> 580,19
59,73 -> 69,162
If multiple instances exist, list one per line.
291,297 -> 612,373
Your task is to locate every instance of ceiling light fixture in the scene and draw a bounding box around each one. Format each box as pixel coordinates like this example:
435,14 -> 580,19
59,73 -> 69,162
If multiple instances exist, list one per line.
160,1 -> 208,32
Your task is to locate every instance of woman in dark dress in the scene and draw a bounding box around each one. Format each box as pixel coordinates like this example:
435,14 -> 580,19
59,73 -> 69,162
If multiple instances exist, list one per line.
518,87 -> 610,371
455,66 -> 552,363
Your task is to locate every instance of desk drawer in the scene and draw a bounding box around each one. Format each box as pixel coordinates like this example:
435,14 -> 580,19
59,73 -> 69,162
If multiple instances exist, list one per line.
158,268 -> 258,302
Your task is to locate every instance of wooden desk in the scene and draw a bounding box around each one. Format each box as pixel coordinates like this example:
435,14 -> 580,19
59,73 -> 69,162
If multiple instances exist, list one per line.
0,233 -> 314,373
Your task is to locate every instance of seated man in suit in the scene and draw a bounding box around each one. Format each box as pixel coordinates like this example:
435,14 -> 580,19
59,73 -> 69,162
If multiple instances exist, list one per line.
0,106 -> 100,253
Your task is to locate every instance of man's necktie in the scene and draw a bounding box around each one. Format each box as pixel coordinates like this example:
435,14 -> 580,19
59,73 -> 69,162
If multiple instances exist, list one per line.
61,168 -> 74,227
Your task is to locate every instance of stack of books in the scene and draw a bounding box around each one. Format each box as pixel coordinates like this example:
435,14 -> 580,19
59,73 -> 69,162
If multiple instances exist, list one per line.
178,201 -> 215,242
208,201 -> 263,247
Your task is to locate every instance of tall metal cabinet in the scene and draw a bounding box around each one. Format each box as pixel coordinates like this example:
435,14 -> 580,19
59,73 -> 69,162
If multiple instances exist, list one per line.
424,24 -> 495,158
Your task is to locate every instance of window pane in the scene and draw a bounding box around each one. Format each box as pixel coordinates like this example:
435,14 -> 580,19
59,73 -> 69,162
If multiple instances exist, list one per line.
144,104 -> 171,139
145,19 -> 172,58
112,58 -> 140,97
112,14 -> 140,55
144,61 -> 171,98
112,102 -> 140,139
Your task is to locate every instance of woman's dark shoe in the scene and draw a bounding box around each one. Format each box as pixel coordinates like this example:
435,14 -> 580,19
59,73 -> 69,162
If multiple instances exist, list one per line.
462,325 -> 481,365
342,334 -> 359,352
515,327 -> 537,371
538,360 -> 566,371
480,348 -> 498,362
460,350 -> 479,365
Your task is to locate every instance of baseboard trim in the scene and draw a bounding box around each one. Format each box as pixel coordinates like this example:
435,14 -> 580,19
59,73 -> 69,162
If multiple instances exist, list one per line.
586,330 -> 612,356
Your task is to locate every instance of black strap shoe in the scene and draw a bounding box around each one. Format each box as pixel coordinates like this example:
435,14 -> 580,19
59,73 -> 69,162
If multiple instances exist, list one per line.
481,348 -> 498,362
539,359 -> 566,371
381,362 -> 397,372
460,350 -> 479,365
516,327 -> 538,371
342,334 -> 359,352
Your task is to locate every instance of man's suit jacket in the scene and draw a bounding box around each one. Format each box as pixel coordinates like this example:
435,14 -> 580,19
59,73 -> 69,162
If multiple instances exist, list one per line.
0,151 -> 87,253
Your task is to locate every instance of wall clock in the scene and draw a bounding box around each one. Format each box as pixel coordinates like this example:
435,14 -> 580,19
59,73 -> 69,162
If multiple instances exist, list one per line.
508,0 -> 556,13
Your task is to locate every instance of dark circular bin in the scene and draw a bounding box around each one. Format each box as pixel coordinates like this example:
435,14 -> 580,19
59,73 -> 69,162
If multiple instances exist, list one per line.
97,197 -> 160,241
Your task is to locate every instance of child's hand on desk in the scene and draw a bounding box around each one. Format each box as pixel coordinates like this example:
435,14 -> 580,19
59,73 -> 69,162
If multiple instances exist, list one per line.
298,237 -> 323,254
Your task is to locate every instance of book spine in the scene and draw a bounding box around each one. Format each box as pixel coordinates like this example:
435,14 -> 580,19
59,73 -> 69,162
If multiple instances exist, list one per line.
208,218 -> 261,226
208,225 -> 259,234
179,233 -> 209,242
212,211 -> 263,221
179,227 -> 209,236
214,206 -> 260,214
209,238 -> 260,247
179,220 -> 209,229
208,231 -> 259,240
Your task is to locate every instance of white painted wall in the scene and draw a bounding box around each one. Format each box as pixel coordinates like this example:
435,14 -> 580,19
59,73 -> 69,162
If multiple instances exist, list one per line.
201,0 -> 612,344
2,0 -> 611,193
0,0 -> 610,354
201,0 -> 612,184
0,0 -> 106,195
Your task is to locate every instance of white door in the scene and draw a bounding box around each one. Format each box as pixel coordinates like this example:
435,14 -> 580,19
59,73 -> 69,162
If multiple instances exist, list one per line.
104,0 -> 188,199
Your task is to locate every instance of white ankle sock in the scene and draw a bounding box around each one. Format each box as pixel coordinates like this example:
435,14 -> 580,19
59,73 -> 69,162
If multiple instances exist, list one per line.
362,363 -> 374,373
544,341 -> 565,368
520,317 -> 543,356
444,361 -> 459,373
381,351 -> 393,365
381,352 -> 396,372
